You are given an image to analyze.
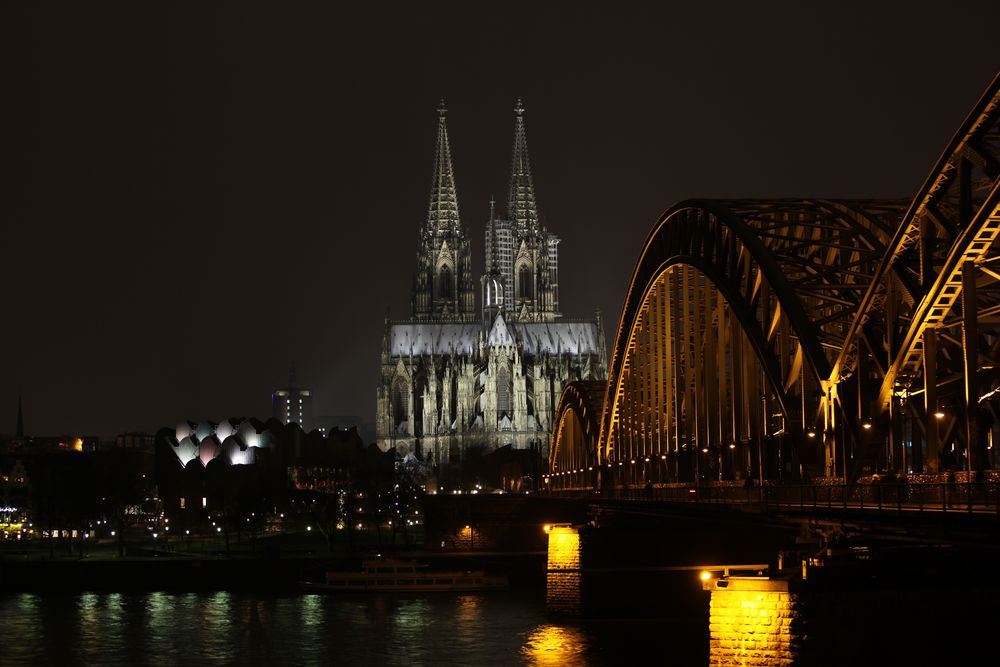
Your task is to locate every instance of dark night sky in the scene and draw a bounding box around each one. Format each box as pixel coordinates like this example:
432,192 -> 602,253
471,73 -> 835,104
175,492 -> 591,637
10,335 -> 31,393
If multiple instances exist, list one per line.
4,2 -> 999,437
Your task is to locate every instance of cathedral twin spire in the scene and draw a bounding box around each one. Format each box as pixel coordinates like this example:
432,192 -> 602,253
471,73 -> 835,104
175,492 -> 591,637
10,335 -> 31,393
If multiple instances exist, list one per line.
426,98 -> 540,238
415,98 -> 552,322
507,98 -> 540,236
426,99 -> 461,235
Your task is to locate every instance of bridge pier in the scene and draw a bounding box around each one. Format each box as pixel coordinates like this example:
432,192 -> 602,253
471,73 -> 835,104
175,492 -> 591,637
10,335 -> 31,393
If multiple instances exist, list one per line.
542,507 -> 796,617
704,575 -> 801,666
544,524 -> 582,614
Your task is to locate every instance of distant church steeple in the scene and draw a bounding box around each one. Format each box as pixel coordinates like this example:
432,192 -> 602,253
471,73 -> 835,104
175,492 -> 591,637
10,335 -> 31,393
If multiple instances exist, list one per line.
413,99 -> 476,321
16,394 -> 24,438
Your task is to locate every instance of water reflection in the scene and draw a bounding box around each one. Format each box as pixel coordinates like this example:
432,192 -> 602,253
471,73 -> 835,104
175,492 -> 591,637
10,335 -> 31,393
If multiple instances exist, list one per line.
520,624 -> 588,666
0,591 -> 697,665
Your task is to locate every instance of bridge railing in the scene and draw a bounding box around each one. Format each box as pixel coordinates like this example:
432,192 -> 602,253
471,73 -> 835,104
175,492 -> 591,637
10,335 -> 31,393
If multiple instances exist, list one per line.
549,481 -> 1000,515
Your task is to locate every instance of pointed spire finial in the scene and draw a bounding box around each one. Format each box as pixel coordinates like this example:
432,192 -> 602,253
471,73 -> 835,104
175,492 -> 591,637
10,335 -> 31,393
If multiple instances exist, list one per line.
427,99 -> 461,233
507,97 -> 538,235
16,394 -> 24,438
488,196 -> 500,275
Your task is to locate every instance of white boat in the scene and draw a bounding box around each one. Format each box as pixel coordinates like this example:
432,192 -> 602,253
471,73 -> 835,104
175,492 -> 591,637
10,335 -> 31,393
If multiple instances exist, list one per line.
302,558 -> 509,593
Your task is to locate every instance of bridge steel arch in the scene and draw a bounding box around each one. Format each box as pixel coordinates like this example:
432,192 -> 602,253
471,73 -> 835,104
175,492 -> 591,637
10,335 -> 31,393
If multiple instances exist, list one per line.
830,73 -> 1000,477
547,72 -> 1000,491
582,199 -> 905,489
548,380 -> 606,490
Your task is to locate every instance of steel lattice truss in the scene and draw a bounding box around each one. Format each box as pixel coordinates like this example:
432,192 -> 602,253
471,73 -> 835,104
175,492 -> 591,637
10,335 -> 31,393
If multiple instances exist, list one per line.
548,73 -> 1000,488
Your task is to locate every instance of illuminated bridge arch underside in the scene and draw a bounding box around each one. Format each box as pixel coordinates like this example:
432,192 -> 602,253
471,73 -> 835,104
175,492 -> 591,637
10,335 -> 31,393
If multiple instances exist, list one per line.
596,198 -> 907,473
549,380 -> 607,488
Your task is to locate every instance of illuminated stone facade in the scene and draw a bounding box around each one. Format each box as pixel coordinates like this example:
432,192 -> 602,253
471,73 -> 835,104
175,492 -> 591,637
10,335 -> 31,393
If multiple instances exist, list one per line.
376,101 -> 607,464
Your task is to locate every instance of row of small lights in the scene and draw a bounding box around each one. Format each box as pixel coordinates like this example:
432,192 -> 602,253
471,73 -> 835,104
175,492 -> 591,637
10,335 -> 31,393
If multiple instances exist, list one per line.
545,421 -> 909,478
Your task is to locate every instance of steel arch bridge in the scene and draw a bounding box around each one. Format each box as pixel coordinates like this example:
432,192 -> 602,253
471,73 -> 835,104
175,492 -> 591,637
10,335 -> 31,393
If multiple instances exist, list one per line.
549,73 -> 1000,491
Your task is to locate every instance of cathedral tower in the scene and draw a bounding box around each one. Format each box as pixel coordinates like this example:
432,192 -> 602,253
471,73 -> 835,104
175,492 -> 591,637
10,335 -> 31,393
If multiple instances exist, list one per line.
378,99 -> 606,468
412,100 -> 476,321
485,100 -> 560,322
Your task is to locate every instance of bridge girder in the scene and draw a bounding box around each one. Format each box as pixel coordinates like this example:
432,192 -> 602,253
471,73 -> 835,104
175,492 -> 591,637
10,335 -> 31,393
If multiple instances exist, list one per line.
592,199 -> 902,486
548,380 -> 606,489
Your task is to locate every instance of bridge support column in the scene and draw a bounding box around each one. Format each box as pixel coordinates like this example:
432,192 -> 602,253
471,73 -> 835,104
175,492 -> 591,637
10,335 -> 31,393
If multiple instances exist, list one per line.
704,575 -> 801,665
924,329 -> 940,474
545,524 -> 582,614
962,260 -> 983,472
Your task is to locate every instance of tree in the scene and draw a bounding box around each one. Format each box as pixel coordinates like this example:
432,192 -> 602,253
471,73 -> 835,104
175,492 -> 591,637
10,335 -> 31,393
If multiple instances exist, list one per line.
31,452 -> 99,557
96,450 -> 149,557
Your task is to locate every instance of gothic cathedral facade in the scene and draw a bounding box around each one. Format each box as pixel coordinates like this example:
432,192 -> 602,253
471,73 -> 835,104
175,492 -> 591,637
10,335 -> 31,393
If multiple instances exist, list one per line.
376,100 -> 607,464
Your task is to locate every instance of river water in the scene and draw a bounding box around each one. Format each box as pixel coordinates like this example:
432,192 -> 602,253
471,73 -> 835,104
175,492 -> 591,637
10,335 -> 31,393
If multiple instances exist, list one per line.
0,591 -> 706,666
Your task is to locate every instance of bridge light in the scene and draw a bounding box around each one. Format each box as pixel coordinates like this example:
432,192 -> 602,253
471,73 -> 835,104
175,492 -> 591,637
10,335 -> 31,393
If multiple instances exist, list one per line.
701,447 -> 709,453
861,420 -> 873,430
630,459 -> 636,465
644,457 -> 650,463
660,454 -> 666,460
588,467 -> 593,471
729,443 -> 737,449
700,570 -> 713,582
934,409 -> 946,420
805,428 -> 817,439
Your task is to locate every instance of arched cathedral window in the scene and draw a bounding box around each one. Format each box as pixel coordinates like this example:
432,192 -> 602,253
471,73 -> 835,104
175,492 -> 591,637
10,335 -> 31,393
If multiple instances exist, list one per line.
392,377 -> 409,427
439,266 -> 453,299
518,265 -> 533,300
497,366 -> 511,417
486,278 -> 503,307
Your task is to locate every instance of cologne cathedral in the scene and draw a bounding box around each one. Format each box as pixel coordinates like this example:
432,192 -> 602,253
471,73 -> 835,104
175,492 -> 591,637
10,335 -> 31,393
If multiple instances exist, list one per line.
376,100 -> 607,465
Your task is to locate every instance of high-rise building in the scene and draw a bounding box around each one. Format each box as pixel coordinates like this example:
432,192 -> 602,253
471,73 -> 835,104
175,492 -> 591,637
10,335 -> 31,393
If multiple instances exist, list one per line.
376,100 -> 606,465
272,368 -> 313,432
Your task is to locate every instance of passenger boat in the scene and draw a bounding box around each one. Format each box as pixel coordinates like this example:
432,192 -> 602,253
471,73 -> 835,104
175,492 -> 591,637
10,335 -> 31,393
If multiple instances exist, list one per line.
302,558 -> 508,593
